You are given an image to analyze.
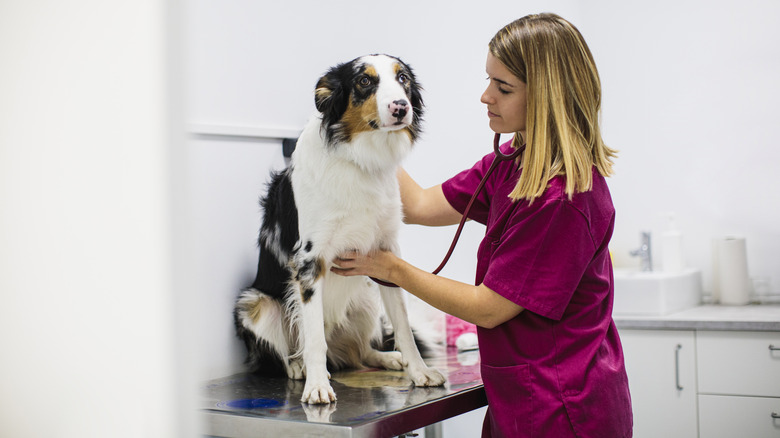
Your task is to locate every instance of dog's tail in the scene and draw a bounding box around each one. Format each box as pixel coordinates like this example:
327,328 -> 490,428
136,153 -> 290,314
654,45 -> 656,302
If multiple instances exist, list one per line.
233,288 -> 289,376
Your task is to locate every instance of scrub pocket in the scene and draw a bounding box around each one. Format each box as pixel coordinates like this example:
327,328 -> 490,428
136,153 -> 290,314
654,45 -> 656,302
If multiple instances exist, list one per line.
481,363 -> 534,437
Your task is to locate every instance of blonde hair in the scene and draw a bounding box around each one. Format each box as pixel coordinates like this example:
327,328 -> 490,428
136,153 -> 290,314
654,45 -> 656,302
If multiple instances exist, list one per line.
489,13 -> 617,203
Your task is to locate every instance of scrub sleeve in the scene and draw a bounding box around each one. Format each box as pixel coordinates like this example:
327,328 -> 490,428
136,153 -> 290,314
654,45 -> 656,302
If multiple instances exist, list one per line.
441,141 -> 633,438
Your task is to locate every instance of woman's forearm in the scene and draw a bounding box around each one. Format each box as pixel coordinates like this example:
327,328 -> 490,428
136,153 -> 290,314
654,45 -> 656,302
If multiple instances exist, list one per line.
354,251 -> 523,329
397,168 -> 461,227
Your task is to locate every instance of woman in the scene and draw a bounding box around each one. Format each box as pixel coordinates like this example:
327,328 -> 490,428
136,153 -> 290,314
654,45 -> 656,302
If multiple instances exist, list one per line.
332,13 -> 632,437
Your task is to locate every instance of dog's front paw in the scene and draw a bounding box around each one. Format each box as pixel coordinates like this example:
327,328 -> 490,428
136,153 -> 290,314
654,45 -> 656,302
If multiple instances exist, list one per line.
408,365 -> 446,387
301,378 -> 337,404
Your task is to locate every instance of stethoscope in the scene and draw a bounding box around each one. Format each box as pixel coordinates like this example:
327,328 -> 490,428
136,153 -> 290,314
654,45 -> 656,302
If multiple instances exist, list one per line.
372,133 -> 524,288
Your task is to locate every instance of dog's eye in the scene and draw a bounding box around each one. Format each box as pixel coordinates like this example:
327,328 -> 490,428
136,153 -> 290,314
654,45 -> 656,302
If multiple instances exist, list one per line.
398,73 -> 409,84
359,76 -> 372,87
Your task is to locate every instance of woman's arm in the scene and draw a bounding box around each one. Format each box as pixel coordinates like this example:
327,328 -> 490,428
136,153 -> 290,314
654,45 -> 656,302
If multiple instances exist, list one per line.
331,250 -> 524,329
398,168 -> 463,226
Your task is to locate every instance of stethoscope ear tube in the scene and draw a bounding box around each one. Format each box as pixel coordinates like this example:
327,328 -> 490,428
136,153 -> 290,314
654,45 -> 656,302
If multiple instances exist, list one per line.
493,132 -> 524,161
372,133 -> 524,288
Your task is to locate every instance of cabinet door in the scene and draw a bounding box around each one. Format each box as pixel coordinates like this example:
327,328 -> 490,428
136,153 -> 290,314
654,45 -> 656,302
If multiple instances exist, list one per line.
697,330 -> 780,397
699,394 -> 780,437
620,329 -> 698,438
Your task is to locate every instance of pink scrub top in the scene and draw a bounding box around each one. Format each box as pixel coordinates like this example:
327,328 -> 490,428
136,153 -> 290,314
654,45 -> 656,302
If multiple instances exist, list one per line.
442,141 -> 633,438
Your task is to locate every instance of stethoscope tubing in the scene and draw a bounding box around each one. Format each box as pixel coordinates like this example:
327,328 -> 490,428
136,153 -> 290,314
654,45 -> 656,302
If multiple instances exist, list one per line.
371,133 -> 523,288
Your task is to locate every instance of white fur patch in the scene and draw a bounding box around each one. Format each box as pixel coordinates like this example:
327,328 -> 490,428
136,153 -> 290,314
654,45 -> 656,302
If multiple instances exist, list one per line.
259,223 -> 287,266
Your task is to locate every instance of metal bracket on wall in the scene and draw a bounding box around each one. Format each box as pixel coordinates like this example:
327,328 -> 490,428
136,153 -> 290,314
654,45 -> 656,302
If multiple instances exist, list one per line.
282,138 -> 298,158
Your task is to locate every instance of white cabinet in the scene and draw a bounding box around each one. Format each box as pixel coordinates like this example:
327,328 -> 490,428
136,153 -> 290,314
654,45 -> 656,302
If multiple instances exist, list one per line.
621,329 -> 780,438
696,331 -> 780,438
697,331 -> 780,397
698,394 -> 780,437
620,330 -> 698,437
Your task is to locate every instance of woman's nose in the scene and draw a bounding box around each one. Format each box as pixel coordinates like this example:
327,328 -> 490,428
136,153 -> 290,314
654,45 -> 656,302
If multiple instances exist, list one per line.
480,88 -> 493,105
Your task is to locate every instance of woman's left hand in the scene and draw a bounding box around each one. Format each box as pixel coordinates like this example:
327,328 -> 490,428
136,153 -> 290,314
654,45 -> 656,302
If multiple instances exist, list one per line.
331,250 -> 397,283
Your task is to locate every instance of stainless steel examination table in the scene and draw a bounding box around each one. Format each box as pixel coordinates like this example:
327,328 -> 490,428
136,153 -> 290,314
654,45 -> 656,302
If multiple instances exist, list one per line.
201,348 -> 486,437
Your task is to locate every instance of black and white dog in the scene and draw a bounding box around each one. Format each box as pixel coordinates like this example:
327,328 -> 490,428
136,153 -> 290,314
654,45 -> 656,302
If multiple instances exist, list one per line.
234,54 -> 445,404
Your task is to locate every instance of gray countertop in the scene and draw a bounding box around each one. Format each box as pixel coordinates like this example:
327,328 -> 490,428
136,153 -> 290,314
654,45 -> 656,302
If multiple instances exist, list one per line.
614,305 -> 780,331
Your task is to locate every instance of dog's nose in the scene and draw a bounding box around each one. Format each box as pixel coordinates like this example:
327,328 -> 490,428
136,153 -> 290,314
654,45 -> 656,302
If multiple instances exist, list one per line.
389,100 -> 409,120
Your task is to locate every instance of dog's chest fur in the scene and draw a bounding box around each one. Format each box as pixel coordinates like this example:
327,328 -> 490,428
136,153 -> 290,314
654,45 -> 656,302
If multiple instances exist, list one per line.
291,116 -> 410,263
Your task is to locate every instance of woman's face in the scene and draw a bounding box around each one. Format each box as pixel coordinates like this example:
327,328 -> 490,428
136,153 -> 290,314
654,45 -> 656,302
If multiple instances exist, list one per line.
481,53 -> 527,140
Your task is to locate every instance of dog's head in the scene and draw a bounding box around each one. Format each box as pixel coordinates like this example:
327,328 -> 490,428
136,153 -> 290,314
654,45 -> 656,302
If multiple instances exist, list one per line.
314,54 -> 423,146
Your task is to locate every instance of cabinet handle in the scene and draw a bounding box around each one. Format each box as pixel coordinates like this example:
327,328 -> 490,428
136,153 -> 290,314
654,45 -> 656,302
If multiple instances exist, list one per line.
770,345 -> 780,351
772,412 -> 780,419
675,344 -> 683,391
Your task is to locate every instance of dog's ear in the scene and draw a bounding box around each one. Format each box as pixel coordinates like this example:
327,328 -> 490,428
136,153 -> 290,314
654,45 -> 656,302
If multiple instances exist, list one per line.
314,64 -> 349,118
407,68 -> 424,122
314,75 -> 337,114
399,60 -> 424,142
314,63 -> 353,145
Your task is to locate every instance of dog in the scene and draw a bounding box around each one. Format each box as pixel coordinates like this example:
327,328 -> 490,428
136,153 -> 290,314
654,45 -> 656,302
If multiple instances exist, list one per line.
234,54 -> 446,404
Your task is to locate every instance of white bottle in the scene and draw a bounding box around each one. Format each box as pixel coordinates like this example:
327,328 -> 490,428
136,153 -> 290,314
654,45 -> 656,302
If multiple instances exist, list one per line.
662,213 -> 684,273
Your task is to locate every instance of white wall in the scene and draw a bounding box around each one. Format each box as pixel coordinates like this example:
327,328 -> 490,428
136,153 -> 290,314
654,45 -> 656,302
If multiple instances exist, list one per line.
0,1 -> 188,437
582,1 -> 780,296
186,135 -> 288,377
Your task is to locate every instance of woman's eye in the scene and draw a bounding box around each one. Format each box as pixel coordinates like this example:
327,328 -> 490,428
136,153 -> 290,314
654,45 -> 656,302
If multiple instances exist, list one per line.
487,77 -> 511,95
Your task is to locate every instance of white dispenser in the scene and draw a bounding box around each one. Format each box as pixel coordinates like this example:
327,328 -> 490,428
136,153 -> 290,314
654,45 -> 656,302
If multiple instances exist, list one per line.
662,213 -> 684,273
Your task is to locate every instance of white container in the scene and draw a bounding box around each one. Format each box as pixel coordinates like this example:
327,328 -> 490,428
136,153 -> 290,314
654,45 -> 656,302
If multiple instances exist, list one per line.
662,213 -> 684,273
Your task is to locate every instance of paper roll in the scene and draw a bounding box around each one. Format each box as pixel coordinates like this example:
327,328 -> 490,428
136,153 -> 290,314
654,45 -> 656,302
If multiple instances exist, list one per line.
715,237 -> 750,305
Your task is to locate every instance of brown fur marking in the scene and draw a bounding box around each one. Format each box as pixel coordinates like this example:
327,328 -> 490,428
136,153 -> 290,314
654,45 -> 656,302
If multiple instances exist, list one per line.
341,95 -> 379,140
249,294 -> 273,324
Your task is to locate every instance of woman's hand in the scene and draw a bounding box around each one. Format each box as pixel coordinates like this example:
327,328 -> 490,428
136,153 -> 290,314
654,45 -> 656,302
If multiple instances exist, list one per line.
331,249 -> 398,283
